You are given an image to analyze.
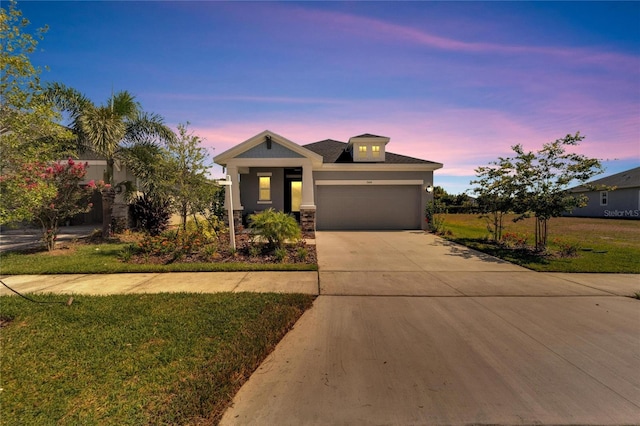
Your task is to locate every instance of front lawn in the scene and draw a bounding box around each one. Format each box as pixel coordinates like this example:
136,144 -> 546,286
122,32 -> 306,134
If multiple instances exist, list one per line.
0,230 -> 318,274
442,214 -> 640,273
0,292 -> 315,425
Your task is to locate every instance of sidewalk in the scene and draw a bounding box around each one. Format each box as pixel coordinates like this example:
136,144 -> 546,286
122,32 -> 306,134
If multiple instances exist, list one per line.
0,271 -> 319,296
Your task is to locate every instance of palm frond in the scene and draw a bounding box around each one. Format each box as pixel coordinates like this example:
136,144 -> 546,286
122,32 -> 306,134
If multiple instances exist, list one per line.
110,91 -> 139,120
123,112 -> 175,146
44,82 -> 92,127
79,106 -> 126,158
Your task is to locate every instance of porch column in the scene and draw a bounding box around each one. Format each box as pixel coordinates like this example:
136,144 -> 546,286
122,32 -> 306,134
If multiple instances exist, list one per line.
300,162 -> 316,232
225,164 -> 243,211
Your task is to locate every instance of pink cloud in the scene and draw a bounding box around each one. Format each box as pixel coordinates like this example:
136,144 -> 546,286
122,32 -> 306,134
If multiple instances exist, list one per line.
190,99 -> 638,182
151,92 -> 347,106
287,7 -> 640,70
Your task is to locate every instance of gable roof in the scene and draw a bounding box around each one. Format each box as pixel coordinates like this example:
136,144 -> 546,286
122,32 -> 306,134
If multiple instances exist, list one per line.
303,139 -> 442,166
571,166 -> 640,192
214,130 -> 323,166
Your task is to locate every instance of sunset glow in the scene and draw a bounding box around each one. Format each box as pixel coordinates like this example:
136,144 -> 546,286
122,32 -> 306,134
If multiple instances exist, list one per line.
22,1 -> 639,193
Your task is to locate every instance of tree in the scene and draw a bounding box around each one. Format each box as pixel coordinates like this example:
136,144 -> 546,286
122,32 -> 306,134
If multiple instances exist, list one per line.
0,0 -> 74,224
471,157 -> 516,242
474,132 -> 603,251
46,83 -> 174,237
164,123 -> 211,230
32,158 -> 96,250
510,133 -> 603,250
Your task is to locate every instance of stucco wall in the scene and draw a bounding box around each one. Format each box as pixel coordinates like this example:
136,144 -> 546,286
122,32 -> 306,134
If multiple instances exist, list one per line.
567,187 -> 640,219
240,167 -> 285,215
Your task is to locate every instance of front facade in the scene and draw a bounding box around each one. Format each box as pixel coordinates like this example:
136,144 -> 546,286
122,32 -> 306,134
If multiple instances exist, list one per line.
567,167 -> 640,219
214,130 -> 443,231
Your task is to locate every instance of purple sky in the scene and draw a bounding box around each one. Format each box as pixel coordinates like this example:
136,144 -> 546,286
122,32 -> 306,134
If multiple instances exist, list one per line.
20,1 -> 640,193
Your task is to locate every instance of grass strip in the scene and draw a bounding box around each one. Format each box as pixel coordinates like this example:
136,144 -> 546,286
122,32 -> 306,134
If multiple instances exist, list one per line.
0,292 -> 315,425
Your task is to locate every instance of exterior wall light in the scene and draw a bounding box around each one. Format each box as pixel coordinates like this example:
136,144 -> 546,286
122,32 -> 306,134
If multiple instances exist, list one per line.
426,185 -> 434,193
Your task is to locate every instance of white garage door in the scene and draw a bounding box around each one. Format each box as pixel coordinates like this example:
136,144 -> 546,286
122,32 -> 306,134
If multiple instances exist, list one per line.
316,184 -> 422,230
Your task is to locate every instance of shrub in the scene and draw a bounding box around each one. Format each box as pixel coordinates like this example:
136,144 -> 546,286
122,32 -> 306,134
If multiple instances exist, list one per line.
296,246 -> 308,262
130,195 -> 171,236
425,200 -> 447,234
248,245 -> 261,257
248,209 -> 301,249
274,247 -> 287,262
134,228 -> 216,262
185,217 -> 226,242
500,232 -> 528,249
554,239 -> 579,258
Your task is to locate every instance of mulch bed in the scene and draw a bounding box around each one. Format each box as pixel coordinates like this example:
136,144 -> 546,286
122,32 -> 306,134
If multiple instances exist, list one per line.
128,231 -> 317,265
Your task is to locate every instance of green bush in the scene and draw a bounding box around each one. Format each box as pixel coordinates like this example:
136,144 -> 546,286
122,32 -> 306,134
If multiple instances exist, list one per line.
131,195 -> 171,236
248,209 -> 301,249
135,228 -> 216,261
425,200 -> 447,234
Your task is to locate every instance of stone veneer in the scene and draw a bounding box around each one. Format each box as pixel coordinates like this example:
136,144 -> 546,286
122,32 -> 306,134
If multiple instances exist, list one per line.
223,210 -> 245,232
300,208 -> 316,232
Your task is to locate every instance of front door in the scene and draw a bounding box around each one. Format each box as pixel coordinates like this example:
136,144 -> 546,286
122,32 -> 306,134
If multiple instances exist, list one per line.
284,168 -> 302,221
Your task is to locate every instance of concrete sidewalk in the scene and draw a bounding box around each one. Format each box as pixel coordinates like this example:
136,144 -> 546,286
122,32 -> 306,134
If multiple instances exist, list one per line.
0,271 -> 319,296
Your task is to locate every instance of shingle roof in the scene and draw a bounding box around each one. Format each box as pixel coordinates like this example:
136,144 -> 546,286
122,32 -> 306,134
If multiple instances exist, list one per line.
571,166 -> 640,191
351,133 -> 387,139
302,139 -> 439,165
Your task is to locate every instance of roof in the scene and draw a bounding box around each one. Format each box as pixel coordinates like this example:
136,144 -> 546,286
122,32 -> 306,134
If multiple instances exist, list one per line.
571,166 -> 640,192
214,130 -> 323,167
351,133 -> 387,139
302,139 -> 441,165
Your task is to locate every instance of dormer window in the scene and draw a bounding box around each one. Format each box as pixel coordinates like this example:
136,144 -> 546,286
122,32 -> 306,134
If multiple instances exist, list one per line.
372,145 -> 380,158
349,134 -> 390,162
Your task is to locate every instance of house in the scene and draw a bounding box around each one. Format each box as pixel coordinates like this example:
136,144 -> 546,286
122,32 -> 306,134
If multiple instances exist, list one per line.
72,150 -> 138,226
566,166 -> 640,219
213,130 -> 443,231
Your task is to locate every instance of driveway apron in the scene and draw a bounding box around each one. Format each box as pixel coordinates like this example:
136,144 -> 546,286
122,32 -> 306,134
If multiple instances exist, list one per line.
220,231 -> 640,425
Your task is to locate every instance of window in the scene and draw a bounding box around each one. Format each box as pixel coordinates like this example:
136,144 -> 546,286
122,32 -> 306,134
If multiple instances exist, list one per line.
600,191 -> 608,206
358,145 -> 367,154
372,145 -> 380,158
258,174 -> 271,202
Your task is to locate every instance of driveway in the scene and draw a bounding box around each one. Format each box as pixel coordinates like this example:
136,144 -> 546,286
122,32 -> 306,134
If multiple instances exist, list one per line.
221,231 -> 640,425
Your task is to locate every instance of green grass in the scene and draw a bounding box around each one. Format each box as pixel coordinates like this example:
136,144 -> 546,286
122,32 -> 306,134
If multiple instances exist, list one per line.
442,214 -> 640,273
0,292 -> 315,425
0,242 -> 317,274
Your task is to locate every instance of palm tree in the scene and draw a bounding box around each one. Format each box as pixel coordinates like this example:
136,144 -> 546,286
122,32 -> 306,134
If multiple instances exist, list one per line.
46,83 -> 174,237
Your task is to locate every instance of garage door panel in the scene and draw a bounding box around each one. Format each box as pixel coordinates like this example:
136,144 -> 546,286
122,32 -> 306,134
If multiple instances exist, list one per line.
316,185 -> 421,230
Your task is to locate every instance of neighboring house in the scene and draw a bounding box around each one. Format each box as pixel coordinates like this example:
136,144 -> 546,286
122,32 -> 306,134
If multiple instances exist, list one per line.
73,150 -> 138,225
566,166 -> 640,219
214,130 -> 443,231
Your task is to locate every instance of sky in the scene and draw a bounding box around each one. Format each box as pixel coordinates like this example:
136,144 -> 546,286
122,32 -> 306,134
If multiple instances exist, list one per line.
18,0 -> 640,194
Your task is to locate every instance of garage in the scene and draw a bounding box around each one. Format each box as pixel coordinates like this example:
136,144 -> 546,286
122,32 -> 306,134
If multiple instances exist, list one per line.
316,184 -> 422,230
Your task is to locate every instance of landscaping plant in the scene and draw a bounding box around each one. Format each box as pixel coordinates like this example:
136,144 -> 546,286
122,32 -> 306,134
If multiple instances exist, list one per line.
130,194 -> 171,236
249,208 -> 301,249
32,159 -> 97,250
425,199 -> 447,234
471,132 -> 604,251
0,1 -> 75,226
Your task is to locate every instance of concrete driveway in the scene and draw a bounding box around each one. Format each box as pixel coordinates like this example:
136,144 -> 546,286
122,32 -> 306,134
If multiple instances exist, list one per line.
221,231 -> 640,425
